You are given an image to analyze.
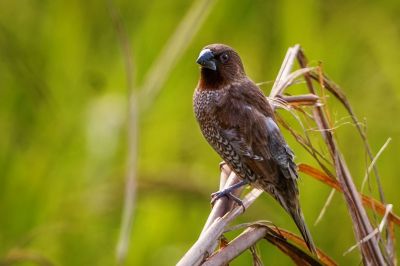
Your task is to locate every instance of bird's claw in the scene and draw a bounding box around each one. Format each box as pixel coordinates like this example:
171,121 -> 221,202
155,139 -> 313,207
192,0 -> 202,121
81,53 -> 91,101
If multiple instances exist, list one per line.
219,161 -> 227,170
210,190 -> 246,212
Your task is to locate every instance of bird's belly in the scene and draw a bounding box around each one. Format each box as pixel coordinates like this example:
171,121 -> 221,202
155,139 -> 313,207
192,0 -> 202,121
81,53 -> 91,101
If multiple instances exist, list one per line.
200,123 -> 259,183
193,90 -> 264,185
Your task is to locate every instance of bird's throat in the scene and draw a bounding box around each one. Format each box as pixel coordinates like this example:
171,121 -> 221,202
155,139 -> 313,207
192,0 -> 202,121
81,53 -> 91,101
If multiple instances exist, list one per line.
198,68 -> 226,91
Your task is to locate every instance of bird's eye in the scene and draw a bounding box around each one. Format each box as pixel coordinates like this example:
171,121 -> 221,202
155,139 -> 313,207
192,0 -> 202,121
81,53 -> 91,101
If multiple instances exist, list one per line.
220,53 -> 229,63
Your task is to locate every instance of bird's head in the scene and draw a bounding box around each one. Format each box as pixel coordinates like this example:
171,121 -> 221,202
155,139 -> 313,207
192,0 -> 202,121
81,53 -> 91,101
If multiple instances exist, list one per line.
196,44 -> 245,90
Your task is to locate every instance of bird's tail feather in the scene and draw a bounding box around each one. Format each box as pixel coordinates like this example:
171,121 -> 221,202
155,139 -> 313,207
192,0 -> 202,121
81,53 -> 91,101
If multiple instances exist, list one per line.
288,206 -> 318,256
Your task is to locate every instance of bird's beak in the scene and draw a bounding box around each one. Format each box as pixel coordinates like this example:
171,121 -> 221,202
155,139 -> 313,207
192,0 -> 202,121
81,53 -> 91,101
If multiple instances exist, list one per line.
196,49 -> 217,71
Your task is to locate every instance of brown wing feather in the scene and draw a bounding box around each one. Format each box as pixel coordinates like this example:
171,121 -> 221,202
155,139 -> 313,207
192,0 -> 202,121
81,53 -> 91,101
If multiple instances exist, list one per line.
215,79 -> 297,184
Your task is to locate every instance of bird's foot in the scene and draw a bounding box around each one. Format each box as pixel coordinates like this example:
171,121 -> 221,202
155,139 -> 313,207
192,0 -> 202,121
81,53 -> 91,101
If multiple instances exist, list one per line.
211,190 -> 244,206
210,181 -> 248,212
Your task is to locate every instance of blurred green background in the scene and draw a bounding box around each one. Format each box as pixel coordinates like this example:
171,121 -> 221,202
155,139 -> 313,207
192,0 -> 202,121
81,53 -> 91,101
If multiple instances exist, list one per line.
1,0 -> 399,265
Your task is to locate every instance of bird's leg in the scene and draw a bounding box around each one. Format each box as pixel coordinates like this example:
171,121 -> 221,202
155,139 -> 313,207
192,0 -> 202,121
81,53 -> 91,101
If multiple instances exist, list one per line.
211,179 -> 248,209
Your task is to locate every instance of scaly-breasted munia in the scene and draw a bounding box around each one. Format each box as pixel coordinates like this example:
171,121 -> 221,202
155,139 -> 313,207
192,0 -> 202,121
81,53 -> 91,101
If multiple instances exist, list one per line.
193,44 -> 317,255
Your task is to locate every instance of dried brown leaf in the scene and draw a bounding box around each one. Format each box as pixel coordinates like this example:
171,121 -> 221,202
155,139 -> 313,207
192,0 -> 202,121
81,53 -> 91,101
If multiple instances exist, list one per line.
298,163 -> 400,226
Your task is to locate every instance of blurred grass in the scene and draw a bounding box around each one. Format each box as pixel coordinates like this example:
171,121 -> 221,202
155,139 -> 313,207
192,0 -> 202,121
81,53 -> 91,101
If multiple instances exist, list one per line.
0,0 -> 399,265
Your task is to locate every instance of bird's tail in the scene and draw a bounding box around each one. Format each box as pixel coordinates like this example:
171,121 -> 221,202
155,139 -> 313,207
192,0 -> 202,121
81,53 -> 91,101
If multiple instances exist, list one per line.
287,205 -> 318,256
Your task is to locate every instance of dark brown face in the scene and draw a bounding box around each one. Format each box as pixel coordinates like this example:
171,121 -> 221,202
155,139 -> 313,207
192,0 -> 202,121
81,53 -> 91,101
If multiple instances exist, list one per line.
196,44 -> 245,89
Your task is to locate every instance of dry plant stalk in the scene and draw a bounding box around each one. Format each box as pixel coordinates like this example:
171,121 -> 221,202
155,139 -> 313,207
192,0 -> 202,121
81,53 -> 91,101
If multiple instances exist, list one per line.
296,50 -> 386,265
178,45 -> 397,265
299,163 -> 400,227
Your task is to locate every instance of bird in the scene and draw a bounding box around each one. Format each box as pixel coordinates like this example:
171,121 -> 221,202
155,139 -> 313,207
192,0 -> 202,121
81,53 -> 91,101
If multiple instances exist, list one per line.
193,43 -> 317,256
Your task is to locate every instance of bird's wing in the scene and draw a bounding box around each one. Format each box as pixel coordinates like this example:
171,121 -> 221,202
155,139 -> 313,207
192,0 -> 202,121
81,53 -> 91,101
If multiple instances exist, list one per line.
216,82 -> 297,180
263,116 -> 298,180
